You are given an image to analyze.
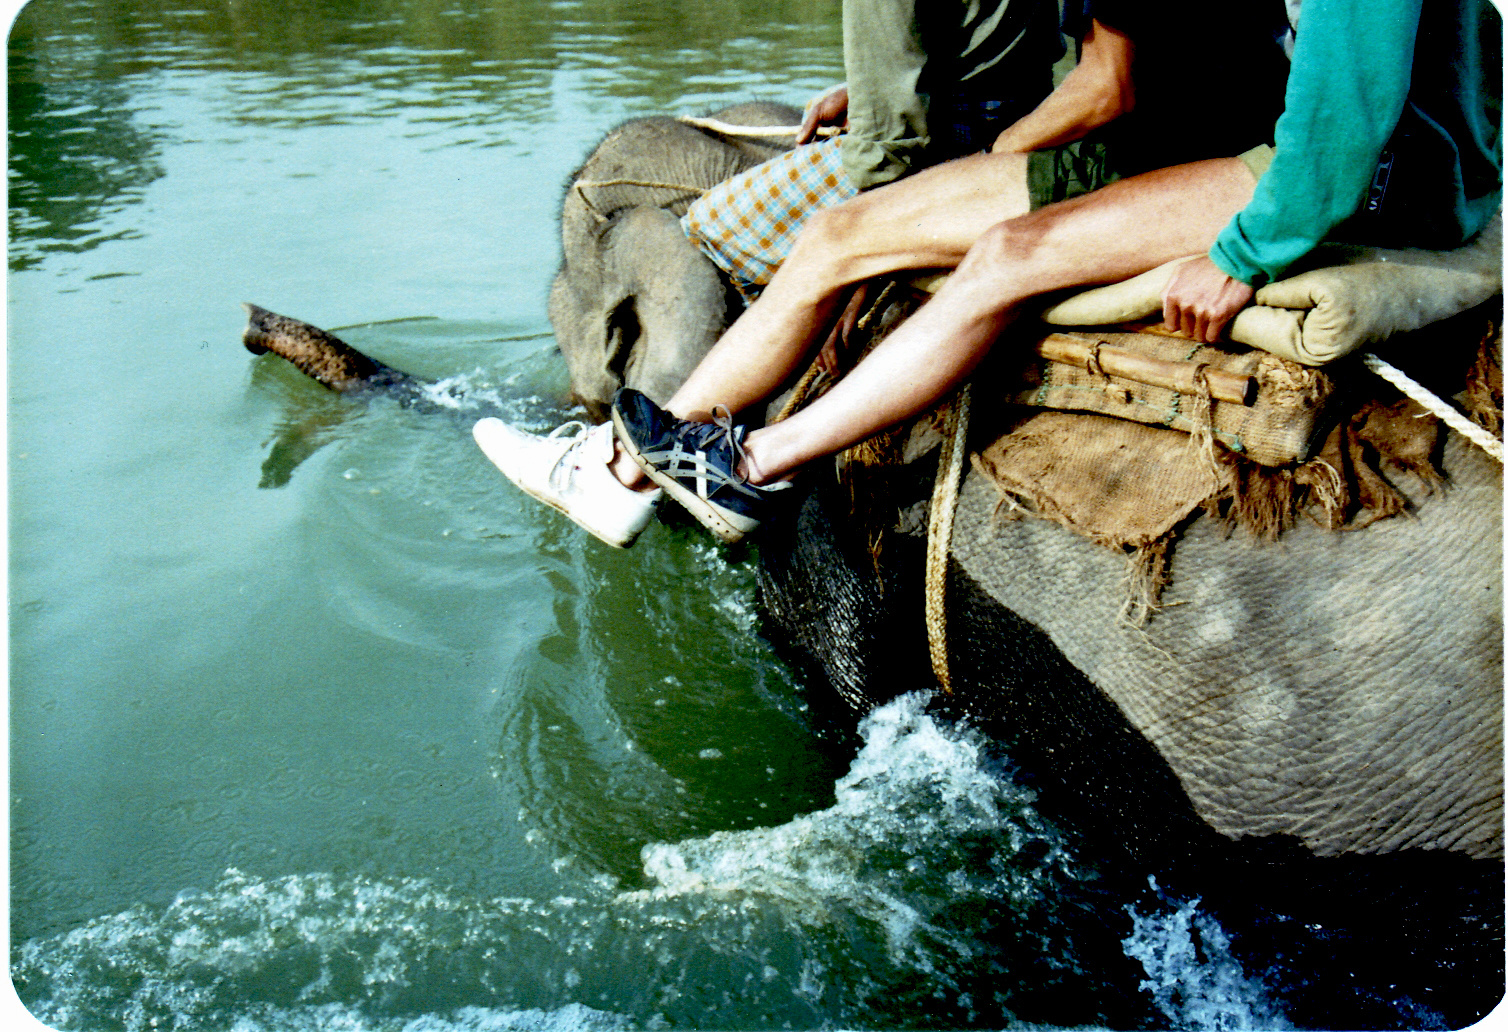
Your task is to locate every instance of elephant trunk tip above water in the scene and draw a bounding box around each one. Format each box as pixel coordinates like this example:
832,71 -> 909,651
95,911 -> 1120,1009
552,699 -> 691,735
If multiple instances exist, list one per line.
550,101 -> 803,422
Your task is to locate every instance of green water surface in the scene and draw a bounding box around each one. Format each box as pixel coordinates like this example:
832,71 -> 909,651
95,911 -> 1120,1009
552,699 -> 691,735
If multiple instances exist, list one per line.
7,4 -> 1323,1030
5,0 -> 901,1023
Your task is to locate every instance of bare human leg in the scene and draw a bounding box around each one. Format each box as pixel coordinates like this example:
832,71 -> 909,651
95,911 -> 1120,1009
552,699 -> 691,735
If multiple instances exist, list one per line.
739,157 -> 1258,482
667,149 -> 1033,419
605,148 -> 1034,488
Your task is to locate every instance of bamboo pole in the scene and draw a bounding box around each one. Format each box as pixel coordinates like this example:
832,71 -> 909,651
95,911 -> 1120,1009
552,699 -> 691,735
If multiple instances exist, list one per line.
1037,333 -> 1257,405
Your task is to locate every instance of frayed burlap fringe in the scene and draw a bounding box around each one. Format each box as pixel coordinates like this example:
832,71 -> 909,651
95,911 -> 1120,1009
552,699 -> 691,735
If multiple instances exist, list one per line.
973,461 -> 1178,626
972,412 -> 1225,622
975,471 -> 1182,627
1183,364 -> 1219,474
1122,536 -> 1175,626
970,381 -> 1447,623
1206,457 -> 1298,540
1463,318 -> 1503,436
1202,395 -> 1443,538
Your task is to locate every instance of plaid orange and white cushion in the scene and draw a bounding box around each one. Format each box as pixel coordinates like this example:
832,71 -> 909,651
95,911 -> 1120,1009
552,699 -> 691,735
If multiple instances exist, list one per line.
681,137 -> 858,299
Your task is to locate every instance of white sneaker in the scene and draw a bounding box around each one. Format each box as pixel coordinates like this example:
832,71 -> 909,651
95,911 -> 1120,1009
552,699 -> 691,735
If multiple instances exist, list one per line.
473,417 -> 662,548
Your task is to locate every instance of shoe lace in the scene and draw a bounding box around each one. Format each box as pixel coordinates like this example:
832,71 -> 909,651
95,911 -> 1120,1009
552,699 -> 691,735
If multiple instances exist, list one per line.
684,405 -> 749,484
545,421 -> 591,492
548,420 -> 588,441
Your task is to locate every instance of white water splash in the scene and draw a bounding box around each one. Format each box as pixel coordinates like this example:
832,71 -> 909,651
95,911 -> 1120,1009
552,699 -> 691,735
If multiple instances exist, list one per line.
416,373 -> 507,413
15,873 -> 623,1032
223,1002 -> 637,1032
12,695 -> 1092,1031
1122,880 -> 1290,1031
690,540 -> 759,632
638,693 -> 1065,967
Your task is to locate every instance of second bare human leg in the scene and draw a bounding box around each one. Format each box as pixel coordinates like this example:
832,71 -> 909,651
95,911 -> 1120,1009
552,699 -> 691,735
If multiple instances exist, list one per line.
739,157 -> 1259,482
666,149 -> 1035,420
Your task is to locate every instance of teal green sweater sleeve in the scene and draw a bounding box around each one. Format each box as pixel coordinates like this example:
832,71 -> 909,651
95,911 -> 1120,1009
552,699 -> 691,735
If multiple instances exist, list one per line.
1209,0 -> 1422,286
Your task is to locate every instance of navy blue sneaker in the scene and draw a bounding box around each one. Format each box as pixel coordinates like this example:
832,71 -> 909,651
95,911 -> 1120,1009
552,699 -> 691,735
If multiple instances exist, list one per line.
611,388 -> 792,543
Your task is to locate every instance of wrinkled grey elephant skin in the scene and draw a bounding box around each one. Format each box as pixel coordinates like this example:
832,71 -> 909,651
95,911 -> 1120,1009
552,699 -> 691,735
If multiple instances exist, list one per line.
956,432 -> 1502,861
756,473 -> 1229,870
551,102 -> 800,421
760,433 -> 1503,863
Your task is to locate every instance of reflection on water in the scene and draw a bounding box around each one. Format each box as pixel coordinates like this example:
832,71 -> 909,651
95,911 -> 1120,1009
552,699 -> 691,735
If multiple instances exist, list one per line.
249,355 -> 362,487
7,0 -> 843,268
8,44 -> 163,268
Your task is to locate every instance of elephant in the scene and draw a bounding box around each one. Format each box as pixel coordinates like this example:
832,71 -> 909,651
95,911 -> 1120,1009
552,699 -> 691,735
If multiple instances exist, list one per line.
234,92 -> 1503,1027
237,138 -> 1503,1026
550,101 -> 802,421
757,367 -> 1503,867
243,291 -> 1503,865
244,105 -> 1503,866
754,387 -> 1504,1029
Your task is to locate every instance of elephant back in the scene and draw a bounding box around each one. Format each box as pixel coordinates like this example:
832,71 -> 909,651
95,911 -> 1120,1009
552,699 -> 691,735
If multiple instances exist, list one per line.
948,430 -> 1502,859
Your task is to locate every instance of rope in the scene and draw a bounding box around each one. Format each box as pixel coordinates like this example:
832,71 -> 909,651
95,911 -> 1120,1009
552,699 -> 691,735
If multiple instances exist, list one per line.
773,361 -> 830,423
773,281 -> 904,424
574,117 -> 843,220
572,177 -> 708,222
1361,352 -> 1504,463
925,383 -> 972,694
854,280 -> 901,333
573,117 -> 843,221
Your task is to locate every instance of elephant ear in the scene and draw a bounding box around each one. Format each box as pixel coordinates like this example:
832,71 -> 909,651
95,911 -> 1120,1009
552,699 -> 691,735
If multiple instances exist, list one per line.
600,206 -> 733,408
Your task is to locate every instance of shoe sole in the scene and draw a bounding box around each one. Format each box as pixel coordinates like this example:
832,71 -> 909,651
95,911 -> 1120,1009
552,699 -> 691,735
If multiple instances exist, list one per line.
611,407 -> 753,544
473,420 -> 635,549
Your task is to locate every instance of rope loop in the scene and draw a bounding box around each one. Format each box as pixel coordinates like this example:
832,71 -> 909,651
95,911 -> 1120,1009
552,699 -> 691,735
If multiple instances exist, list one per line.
1086,339 -> 1108,379
925,383 -> 972,694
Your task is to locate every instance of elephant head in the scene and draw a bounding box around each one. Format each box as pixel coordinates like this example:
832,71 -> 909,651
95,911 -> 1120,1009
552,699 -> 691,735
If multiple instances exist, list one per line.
550,104 -> 801,421
550,202 -> 736,422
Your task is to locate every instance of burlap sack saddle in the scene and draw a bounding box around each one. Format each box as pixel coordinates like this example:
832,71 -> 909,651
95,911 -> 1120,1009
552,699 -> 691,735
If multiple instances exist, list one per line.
952,215 -> 1502,618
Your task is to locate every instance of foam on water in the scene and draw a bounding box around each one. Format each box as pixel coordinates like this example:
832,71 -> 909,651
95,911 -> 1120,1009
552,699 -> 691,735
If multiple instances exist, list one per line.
637,692 -> 1070,968
1122,879 -> 1290,1031
14,694 -> 1283,1030
15,866 -> 688,1031
416,373 -> 507,413
228,1002 -> 637,1032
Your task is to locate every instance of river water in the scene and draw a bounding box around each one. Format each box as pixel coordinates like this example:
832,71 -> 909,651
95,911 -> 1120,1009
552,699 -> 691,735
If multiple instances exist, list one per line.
6,1 -> 1502,1030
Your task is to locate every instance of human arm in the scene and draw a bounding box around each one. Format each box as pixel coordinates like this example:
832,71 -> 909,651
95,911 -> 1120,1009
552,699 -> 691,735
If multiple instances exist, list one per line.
1206,0 -> 1423,287
990,18 -> 1135,153
1160,255 -> 1255,343
814,282 -> 871,374
797,84 -> 849,145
